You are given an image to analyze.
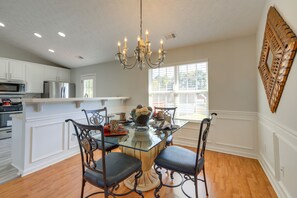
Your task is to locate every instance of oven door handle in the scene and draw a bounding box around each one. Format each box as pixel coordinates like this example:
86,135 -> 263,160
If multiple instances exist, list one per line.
0,111 -> 23,114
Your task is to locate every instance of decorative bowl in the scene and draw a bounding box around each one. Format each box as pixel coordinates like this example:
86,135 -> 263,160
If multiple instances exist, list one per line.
130,105 -> 153,128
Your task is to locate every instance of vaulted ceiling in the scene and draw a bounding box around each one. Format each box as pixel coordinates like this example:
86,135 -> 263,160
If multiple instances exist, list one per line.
0,0 -> 266,68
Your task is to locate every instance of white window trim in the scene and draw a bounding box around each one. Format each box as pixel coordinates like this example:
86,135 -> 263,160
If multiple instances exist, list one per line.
81,74 -> 96,98
148,60 -> 209,121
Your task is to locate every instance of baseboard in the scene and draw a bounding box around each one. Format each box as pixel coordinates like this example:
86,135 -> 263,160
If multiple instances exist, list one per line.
258,154 -> 288,198
174,138 -> 258,159
21,149 -> 79,177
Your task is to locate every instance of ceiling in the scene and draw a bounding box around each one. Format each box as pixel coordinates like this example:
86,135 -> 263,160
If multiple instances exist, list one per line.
0,0 -> 266,68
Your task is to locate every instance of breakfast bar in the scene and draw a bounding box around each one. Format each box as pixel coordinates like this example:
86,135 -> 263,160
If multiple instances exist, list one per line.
11,97 -> 129,176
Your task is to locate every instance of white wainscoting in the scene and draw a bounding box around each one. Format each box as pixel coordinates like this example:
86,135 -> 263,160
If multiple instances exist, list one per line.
30,122 -> 65,163
173,110 -> 258,159
258,114 -> 297,198
20,113 -> 86,176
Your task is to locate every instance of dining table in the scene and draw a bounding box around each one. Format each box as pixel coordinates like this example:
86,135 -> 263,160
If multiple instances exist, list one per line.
94,119 -> 187,192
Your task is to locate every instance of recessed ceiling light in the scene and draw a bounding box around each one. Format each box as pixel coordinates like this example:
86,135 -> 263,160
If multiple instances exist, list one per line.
34,33 -> 42,38
48,49 -> 55,53
0,22 -> 5,27
58,32 -> 66,37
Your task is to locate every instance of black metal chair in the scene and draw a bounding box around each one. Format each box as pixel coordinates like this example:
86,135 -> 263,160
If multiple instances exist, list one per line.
82,107 -> 119,153
65,119 -> 143,198
154,106 -> 177,146
154,113 -> 217,198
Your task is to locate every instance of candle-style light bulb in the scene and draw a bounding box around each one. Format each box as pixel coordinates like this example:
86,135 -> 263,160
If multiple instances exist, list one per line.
137,36 -> 140,47
158,49 -> 162,59
145,30 -> 149,42
124,37 -> 127,49
118,42 -> 121,52
160,39 -> 164,50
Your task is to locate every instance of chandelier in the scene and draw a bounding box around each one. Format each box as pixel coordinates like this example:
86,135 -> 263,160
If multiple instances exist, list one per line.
116,0 -> 166,70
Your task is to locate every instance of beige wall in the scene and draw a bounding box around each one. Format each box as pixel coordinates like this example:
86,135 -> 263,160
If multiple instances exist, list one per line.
72,34 -> 257,112
0,40 -> 61,66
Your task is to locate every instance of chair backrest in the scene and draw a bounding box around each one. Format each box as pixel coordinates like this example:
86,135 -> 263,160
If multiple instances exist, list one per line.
195,113 -> 217,172
65,119 -> 107,186
82,107 -> 108,126
154,107 -> 177,120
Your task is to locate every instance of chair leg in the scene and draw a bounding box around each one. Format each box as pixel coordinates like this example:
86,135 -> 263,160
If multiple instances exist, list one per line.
104,188 -> 109,198
134,170 -> 144,198
154,165 -> 163,198
202,166 -> 209,196
194,175 -> 198,198
81,179 -> 86,198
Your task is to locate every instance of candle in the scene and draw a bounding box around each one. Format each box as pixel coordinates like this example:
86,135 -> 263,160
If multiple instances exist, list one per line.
118,42 -> 121,52
137,36 -> 140,46
158,49 -> 162,59
145,30 -> 149,43
124,37 -> 127,49
160,39 -> 164,50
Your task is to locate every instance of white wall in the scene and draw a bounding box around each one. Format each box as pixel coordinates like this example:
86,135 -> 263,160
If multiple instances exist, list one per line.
256,0 -> 297,197
72,35 -> 257,112
0,40 -> 62,66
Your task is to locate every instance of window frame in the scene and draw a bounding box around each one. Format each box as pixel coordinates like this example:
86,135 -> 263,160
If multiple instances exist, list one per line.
81,74 -> 96,98
148,60 -> 209,121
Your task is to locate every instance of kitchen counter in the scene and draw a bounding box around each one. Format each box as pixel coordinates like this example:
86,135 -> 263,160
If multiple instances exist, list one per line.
22,97 -> 130,112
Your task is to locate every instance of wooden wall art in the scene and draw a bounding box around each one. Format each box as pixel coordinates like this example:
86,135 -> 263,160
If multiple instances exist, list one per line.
258,7 -> 297,113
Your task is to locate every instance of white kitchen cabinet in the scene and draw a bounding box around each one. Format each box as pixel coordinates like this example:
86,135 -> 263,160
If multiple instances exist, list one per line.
0,58 -> 9,80
0,58 -> 26,81
26,63 -> 45,93
9,60 -> 26,81
44,66 -> 70,82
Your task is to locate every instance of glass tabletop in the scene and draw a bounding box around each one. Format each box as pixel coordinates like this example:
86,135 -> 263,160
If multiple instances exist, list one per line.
92,120 -> 187,152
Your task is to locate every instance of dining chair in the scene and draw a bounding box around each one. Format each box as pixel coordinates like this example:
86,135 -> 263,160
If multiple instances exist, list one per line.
82,107 -> 119,153
154,106 -> 177,146
154,113 -> 217,198
65,119 -> 143,198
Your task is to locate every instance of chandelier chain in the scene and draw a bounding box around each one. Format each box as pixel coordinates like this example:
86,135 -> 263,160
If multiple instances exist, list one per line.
140,0 -> 142,38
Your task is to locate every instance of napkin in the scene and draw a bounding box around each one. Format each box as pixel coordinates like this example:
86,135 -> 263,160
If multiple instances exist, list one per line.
158,115 -> 172,129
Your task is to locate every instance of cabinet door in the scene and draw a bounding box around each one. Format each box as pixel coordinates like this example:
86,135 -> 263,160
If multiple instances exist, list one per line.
44,66 -> 58,81
26,63 -> 45,93
9,60 -> 26,81
0,58 -> 9,80
57,68 -> 70,82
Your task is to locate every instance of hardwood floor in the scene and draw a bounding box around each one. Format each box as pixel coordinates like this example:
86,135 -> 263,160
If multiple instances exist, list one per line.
0,147 -> 277,198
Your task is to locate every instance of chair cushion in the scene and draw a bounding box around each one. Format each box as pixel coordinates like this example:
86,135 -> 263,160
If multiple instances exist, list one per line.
84,152 -> 142,187
97,141 -> 119,152
154,146 -> 204,175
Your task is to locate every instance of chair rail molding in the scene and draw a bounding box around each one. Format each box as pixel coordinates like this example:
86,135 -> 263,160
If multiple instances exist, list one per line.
174,110 -> 258,159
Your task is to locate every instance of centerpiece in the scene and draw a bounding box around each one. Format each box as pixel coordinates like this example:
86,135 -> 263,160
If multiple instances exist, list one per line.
130,105 -> 153,128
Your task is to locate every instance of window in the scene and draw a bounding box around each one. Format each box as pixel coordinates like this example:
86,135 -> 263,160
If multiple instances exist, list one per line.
149,61 -> 208,120
81,74 -> 96,98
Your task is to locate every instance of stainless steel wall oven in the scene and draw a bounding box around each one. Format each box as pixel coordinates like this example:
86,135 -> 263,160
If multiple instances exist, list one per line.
0,96 -> 23,140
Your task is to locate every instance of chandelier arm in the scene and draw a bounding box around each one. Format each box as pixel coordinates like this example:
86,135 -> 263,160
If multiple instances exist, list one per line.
145,54 -> 165,68
116,52 -> 138,69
